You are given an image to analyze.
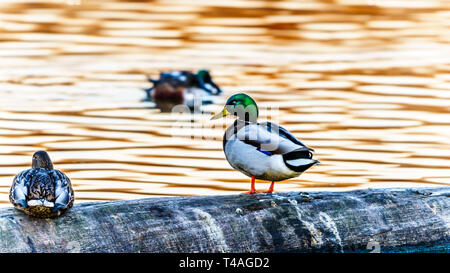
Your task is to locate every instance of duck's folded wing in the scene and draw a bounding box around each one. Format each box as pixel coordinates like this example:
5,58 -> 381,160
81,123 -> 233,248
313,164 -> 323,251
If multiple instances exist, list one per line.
260,121 -> 313,151
236,123 -> 311,155
10,170 -> 32,206
51,170 -> 74,210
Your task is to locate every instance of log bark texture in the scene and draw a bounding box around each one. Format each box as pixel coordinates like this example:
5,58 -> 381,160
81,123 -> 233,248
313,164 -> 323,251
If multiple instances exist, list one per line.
0,187 -> 449,253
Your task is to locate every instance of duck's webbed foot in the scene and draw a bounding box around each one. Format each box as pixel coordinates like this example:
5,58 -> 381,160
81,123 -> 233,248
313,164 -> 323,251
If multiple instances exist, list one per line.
240,176 -> 257,194
260,181 -> 274,193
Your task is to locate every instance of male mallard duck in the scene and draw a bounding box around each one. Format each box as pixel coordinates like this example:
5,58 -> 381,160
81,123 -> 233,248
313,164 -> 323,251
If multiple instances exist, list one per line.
143,69 -> 222,112
9,150 -> 74,218
211,93 -> 319,194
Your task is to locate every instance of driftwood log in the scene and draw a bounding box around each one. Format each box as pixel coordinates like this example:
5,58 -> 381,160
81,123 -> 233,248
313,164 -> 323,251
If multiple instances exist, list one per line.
0,187 -> 449,253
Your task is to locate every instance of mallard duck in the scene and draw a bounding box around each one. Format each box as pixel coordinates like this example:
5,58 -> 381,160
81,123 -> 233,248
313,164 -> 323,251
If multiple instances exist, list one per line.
143,69 -> 222,112
9,151 -> 74,218
211,93 -> 319,194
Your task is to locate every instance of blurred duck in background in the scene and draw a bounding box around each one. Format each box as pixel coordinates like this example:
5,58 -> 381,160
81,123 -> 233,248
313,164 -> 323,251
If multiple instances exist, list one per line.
143,69 -> 222,112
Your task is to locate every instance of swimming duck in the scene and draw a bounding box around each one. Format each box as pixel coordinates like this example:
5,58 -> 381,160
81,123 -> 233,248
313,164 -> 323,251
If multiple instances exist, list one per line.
211,93 -> 319,194
143,69 -> 222,112
9,150 -> 74,218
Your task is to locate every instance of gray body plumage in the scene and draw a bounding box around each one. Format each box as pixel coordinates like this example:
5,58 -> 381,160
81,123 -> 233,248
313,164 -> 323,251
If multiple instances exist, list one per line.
223,120 -> 319,181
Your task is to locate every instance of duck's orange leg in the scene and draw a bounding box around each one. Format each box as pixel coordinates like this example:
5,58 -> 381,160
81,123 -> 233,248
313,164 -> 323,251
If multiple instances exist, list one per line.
241,176 -> 256,194
262,181 -> 275,193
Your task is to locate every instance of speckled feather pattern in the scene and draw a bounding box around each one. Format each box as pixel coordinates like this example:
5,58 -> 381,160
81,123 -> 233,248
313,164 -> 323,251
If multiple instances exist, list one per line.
9,168 -> 74,218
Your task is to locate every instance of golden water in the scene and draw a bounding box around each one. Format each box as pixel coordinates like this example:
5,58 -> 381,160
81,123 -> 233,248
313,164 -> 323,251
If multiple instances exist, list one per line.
0,0 -> 449,206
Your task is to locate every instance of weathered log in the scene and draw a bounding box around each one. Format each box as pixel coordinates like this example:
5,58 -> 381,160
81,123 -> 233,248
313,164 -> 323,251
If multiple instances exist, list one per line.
0,187 -> 449,253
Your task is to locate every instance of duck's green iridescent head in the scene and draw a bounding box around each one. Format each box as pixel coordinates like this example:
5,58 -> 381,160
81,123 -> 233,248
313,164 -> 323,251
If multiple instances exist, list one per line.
197,69 -> 222,95
211,93 -> 259,122
196,69 -> 210,81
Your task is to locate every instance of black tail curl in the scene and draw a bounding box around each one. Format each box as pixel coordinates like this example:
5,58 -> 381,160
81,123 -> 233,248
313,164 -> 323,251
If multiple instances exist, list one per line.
282,150 -> 319,172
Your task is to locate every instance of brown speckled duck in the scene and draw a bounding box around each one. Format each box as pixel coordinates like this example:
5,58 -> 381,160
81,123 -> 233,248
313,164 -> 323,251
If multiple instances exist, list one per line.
9,151 -> 74,218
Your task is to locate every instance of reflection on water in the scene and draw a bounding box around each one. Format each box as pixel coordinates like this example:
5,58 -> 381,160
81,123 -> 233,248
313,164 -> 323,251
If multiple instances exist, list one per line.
0,0 -> 450,206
